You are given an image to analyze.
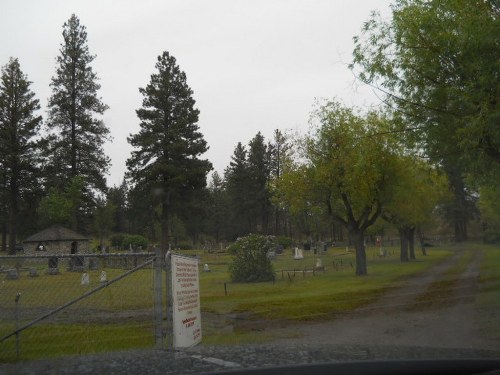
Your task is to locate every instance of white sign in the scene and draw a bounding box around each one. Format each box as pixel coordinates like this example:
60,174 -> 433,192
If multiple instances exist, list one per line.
171,254 -> 202,348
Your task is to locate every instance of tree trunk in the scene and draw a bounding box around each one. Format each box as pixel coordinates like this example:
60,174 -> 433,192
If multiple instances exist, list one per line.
350,229 -> 367,276
8,207 -> 17,255
454,220 -> 468,242
399,227 -> 409,262
1,227 -> 6,253
160,200 -> 170,253
417,227 -> 427,256
8,170 -> 18,255
408,227 -> 416,260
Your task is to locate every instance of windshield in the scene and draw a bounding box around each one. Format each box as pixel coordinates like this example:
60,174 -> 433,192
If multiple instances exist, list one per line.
0,1 -> 499,374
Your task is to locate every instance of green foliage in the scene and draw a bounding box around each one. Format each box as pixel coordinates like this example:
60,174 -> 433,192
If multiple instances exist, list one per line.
122,234 -> 148,250
0,57 -> 43,251
38,176 -> 85,229
109,233 -> 125,248
352,0 -> 499,169
277,101 -> 403,274
228,234 -> 276,283
351,0 -> 498,241
126,51 -> 211,249
276,236 -> 292,249
478,185 -> 500,243
46,14 -> 110,192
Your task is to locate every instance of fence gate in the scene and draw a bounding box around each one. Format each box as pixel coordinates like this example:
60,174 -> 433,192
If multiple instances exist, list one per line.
0,252 -> 159,362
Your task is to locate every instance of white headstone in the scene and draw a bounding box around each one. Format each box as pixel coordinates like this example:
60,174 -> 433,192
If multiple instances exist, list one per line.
315,258 -> 323,268
81,272 -> 90,286
100,270 -> 108,282
294,247 -> 304,260
203,264 -> 210,272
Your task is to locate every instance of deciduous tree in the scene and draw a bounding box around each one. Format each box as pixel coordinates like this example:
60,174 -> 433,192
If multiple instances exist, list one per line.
351,0 -> 499,240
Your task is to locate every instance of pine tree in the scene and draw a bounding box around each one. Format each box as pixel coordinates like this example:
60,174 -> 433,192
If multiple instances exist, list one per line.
0,58 -> 42,253
46,14 -> 109,230
247,132 -> 271,233
225,142 -> 251,238
207,171 -> 227,243
127,51 -> 212,251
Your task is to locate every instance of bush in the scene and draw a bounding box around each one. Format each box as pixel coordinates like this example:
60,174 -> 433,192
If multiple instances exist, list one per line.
228,234 -> 276,283
122,234 -> 148,250
110,233 -> 125,248
276,236 -> 293,249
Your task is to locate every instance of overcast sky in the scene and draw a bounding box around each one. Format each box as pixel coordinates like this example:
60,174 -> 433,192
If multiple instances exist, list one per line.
0,0 -> 393,187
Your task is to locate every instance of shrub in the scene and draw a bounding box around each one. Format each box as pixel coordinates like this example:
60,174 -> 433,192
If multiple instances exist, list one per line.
122,234 -> 148,250
228,234 -> 276,283
276,236 -> 293,249
110,233 -> 125,248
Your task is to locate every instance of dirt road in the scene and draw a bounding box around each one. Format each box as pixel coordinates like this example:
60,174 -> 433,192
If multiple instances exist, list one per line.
269,247 -> 498,351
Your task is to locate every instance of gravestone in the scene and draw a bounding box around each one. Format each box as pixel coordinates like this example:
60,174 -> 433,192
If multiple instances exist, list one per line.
203,263 -> 211,272
89,259 -> 99,270
314,258 -> 325,271
267,251 -> 276,259
100,270 -> 107,283
276,244 -> 284,255
29,268 -> 38,277
293,247 -> 304,260
47,257 -> 59,275
5,269 -> 19,280
47,267 -> 59,275
48,257 -> 58,268
81,272 -> 90,286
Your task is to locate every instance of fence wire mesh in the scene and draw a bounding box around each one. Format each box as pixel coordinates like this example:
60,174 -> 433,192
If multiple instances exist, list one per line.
0,253 -> 156,362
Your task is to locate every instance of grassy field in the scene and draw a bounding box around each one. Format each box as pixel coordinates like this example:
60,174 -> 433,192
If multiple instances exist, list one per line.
476,243 -> 500,342
0,245 -> 458,361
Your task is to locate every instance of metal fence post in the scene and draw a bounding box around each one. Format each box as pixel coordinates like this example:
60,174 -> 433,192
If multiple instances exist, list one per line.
153,247 -> 164,349
165,251 -> 173,350
15,292 -> 21,357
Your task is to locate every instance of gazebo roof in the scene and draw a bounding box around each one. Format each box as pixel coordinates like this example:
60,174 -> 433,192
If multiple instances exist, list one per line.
24,225 -> 89,243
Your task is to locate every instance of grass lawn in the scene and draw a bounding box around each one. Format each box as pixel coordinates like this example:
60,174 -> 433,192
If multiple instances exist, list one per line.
476,243 -> 500,342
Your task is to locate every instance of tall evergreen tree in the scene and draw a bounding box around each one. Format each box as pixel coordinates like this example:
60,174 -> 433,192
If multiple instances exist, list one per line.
207,171 -> 227,243
46,14 -> 110,230
107,180 -> 128,234
268,129 -> 291,235
0,58 -> 43,253
127,51 -> 212,251
225,142 -> 251,238
247,132 -> 271,233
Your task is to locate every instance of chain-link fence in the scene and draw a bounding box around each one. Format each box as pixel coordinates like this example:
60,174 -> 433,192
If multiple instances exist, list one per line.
0,253 -> 157,362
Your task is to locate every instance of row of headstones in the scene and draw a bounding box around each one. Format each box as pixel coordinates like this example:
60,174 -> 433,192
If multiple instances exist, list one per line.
3,259 -> 103,280
80,271 -> 108,285
4,268 -> 40,280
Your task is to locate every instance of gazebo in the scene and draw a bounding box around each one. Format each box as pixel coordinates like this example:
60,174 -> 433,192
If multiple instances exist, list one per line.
23,225 -> 90,271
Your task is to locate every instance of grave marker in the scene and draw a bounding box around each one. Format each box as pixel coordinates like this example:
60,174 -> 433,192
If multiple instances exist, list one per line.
81,272 -> 90,286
